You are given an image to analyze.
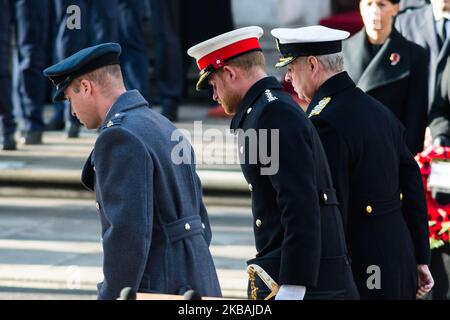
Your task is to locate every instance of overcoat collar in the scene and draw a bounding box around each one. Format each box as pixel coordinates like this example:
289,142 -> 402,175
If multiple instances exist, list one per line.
307,72 -> 355,117
230,77 -> 282,131
101,90 -> 148,129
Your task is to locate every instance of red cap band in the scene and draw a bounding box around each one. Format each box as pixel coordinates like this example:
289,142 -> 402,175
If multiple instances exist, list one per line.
197,38 -> 261,71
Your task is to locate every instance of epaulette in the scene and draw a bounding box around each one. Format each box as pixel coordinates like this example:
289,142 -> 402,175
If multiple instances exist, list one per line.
102,112 -> 126,130
309,97 -> 332,118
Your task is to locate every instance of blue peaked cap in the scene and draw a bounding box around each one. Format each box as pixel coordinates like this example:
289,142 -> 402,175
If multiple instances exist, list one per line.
44,43 -> 122,102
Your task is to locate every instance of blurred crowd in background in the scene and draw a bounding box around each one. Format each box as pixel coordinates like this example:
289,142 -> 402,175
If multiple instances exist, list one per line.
1,0 -> 446,148
0,0 -> 236,146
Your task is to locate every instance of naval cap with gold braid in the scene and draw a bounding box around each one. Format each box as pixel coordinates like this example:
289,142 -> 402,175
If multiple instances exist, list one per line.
271,25 -> 350,68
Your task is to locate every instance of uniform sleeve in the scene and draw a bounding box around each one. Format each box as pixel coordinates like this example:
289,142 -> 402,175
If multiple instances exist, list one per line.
398,132 -> 430,265
311,117 -> 351,230
404,45 -> 428,155
94,128 -> 154,300
429,63 -> 450,142
258,102 -> 321,287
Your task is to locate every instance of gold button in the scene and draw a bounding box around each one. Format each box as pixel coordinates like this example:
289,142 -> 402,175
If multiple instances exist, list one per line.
323,193 -> 328,202
96,202 -> 100,210
366,205 -> 373,214
256,219 -> 262,228
184,223 -> 191,231
400,193 -> 403,201
249,184 -> 254,192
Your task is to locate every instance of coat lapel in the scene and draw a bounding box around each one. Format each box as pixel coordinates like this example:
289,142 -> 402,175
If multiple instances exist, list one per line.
344,29 -> 374,83
81,150 -> 95,191
357,29 -> 410,93
423,6 -> 440,59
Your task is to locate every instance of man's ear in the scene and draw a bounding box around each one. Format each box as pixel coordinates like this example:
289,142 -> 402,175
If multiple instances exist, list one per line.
307,56 -> 318,73
392,4 -> 400,16
80,79 -> 92,96
222,65 -> 237,81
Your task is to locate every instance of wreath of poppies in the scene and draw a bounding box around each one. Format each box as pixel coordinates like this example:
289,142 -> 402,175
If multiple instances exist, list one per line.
416,147 -> 450,249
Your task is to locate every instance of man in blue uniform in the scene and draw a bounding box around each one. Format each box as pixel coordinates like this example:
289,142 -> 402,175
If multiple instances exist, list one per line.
0,0 -> 16,150
117,0 -> 151,103
44,43 -> 221,300
0,0 -> 49,148
49,0 -> 119,138
188,27 -> 359,300
14,0 -> 50,145
272,25 -> 434,300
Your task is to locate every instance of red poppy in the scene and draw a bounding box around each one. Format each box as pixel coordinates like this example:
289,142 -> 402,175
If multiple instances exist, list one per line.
390,53 -> 401,66
416,147 -> 450,249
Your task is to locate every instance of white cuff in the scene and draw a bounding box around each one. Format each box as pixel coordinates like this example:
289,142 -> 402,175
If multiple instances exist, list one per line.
275,285 -> 306,300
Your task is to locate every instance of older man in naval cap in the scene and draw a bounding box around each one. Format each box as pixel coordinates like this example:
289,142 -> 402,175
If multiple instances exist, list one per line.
272,25 -> 434,300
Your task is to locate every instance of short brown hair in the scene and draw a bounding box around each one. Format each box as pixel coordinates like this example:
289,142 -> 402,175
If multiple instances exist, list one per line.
71,64 -> 123,93
225,50 -> 266,73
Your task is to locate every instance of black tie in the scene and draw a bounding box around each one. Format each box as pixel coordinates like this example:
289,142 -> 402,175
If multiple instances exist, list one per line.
438,18 -> 448,49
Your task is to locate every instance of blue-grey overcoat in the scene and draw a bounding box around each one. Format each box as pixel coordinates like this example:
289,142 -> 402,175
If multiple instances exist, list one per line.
81,90 -> 222,300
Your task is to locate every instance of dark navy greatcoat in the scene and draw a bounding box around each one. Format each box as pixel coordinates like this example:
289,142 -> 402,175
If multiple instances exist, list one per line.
81,90 -> 221,300
231,77 -> 359,300
343,28 -> 429,155
307,72 -> 430,299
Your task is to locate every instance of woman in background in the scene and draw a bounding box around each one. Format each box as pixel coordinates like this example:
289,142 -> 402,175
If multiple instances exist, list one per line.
343,0 -> 429,156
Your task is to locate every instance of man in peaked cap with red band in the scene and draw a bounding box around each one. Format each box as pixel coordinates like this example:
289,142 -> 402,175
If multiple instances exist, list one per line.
190,26 -> 264,92
188,27 -> 359,300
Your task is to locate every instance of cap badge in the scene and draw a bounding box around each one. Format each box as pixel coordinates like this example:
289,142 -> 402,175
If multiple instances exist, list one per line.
309,97 -> 331,118
265,90 -> 278,102
390,53 -> 401,66
214,58 -> 223,68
